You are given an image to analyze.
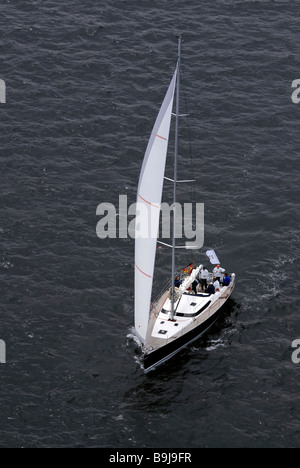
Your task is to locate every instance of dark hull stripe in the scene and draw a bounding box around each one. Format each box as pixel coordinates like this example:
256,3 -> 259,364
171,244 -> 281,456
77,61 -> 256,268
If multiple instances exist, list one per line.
143,307 -> 223,372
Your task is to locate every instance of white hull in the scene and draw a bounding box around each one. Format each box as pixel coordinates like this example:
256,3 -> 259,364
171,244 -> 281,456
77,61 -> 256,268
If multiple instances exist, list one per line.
143,271 -> 236,372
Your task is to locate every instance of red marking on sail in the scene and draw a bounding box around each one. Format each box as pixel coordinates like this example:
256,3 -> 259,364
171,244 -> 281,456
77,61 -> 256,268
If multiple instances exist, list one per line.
135,264 -> 152,279
156,134 -> 167,141
138,194 -> 159,209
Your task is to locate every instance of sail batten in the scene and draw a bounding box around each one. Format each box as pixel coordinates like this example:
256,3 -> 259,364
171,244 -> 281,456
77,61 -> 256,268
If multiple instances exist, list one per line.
135,263 -> 152,279
137,194 -> 160,209
134,68 -> 177,343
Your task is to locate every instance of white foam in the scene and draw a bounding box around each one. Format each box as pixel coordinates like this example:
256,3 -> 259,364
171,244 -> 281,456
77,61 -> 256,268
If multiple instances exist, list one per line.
206,339 -> 226,352
126,327 -> 143,349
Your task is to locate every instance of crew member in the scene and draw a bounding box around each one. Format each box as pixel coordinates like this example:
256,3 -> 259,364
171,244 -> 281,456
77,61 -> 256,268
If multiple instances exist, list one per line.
205,283 -> 215,295
200,266 -> 209,291
213,264 -> 225,284
213,277 -> 220,292
223,273 -> 231,286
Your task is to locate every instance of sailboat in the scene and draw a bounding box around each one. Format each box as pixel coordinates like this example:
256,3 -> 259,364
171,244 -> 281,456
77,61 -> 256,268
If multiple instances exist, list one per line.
134,37 -> 235,372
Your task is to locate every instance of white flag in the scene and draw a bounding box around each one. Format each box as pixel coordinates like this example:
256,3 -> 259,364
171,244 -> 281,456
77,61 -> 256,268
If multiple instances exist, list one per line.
206,250 -> 220,265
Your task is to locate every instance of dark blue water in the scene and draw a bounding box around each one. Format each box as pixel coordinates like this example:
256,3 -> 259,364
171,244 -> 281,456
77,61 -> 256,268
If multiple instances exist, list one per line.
1,0 -> 300,448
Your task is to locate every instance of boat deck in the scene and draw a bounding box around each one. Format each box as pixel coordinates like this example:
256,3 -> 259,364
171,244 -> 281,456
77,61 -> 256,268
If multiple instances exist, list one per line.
145,274 -> 235,353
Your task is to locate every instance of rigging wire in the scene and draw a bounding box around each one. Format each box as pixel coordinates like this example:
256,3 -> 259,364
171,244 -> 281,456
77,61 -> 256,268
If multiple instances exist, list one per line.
180,57 -> 199,210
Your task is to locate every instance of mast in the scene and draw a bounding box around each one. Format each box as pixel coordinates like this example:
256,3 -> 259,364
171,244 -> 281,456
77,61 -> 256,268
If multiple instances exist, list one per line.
171,36 -> 182,321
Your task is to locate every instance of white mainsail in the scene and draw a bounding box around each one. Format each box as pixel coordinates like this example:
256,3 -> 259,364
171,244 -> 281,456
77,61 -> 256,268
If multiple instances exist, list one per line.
135,68 -> 177,343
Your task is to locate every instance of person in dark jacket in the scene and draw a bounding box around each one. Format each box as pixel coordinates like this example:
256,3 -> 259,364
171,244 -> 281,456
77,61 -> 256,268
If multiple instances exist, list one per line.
174,276 -> 182,288
223,273 -> 231,286
205,283 -> 215,295
192,278 -> 199,295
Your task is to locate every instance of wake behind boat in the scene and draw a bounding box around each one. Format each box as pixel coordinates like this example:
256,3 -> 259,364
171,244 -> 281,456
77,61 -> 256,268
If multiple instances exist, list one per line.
134,37 -> 236,372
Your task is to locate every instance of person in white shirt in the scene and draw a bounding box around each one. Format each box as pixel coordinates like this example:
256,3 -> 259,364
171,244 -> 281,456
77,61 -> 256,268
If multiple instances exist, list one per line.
213,277 -> 220,292
200,267 -> 209,290
213,265 -> 225,284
